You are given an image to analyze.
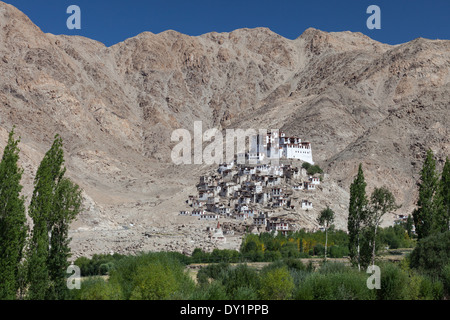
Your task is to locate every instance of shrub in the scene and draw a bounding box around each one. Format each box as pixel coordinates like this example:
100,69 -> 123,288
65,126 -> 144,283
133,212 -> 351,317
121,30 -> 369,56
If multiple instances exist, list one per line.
377,263 -> 409,300
294,279 -> 314,300
419,276 -> 444,300
301,162 -> 312,170
196,269 -> 210,287
233,286 -> 259,300
317,262 -> 349,275
259,266 -> 294,300
290,269 -> 311,288
210,249 -> 240,263
197,262 -> 230,284
295,273 -> 332,300
377,225 -> 414,249
98,262 -> 114,275
410,231 -> 450,278
71,277 -> 122,300
306,165 -> 323,176
74,253 -> 126,276
314,244 -> 325,256
406,273 -> 422,300
330,272 -> 376,300
222,264 -> 260,298
108,252 -> 193,300
129,262 -> 179,300
191,248 -> 208,263
294,270 -> 375,300
283,258 -> 306,271
191,281 -> 228,300
329,245 -> 349,258
261,260 -> 287,273
263,250 -> 282,262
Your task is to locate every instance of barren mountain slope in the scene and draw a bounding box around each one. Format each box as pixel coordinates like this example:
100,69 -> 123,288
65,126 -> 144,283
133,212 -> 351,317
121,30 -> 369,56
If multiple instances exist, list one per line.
0,2 -> 448,257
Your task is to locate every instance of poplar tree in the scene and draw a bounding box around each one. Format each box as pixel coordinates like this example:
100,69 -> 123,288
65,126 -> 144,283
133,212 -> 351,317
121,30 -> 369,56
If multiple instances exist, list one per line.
413,150 -> 439,240
47,177 -> 82,299
26,135 -> 82,299
0,128 -> 27,300
434,157 -> 450,233
27,135 -> 64,299
347,164 -> 369,271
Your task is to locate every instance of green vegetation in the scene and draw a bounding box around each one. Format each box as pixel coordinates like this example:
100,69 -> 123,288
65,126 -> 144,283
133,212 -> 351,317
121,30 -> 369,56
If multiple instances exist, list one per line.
69,251 -> 450,300
368,187 -> 400,266
410,230 -> 450,278
240,229 -> 350,260
74,252 -> 196,300
0,130 -> 82,300
413,151 -> 449,239
0,128 -> 27,300
347,164 -> 370,271
74,253 -> 127,276
295,263 -> 376,300
316,206 -> 335,260
301,162 -> 323,176
67,217 -> 443,300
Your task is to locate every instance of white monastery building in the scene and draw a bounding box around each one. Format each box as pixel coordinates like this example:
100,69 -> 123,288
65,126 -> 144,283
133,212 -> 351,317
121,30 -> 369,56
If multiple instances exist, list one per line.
240,131 -> 314,164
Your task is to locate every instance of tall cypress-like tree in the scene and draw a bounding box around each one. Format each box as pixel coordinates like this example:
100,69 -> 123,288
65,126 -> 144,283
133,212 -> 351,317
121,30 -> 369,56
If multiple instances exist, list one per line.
27,135 -> 64,299
47,177 -> 82,299
434,157 -> 450,233
347,164 -> 369,271
413,149 -> 439,240
26,135 -> 83,300
0,128 -> 27,300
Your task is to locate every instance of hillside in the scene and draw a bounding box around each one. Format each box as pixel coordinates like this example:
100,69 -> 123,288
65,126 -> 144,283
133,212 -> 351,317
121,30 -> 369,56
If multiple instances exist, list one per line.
0,1 -> 448,258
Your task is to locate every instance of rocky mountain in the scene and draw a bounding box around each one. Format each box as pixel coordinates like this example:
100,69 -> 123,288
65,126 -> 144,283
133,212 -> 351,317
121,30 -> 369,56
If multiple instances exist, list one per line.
0,2 -> 448,257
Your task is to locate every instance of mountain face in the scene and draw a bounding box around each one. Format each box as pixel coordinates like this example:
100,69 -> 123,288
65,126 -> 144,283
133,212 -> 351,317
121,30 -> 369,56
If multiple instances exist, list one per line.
0,2 -> 448,257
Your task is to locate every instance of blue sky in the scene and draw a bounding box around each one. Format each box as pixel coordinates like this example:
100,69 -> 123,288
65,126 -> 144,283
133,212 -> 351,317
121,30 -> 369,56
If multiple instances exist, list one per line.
5,0 -> 450,47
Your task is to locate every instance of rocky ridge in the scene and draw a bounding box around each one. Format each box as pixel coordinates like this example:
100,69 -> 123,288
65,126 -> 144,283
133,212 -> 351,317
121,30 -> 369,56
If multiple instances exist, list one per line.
0,2 -> 448,257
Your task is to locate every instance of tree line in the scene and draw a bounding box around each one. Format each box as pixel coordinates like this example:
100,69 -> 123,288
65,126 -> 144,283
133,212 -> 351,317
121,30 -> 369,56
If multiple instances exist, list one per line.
348,150 -> 449,271
0,128 -> 82,300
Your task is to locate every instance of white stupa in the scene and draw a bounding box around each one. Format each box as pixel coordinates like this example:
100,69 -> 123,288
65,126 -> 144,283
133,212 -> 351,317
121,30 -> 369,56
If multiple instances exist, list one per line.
211,221 -> 226,243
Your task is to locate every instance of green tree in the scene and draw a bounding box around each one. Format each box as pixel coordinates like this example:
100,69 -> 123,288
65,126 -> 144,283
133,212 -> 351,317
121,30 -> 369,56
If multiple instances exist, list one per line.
347,164 -> 369,271
377,262 -> 409,300
258,266 -> 294,300
434,157 -> 450,233
413,150 -> 439,240
221,264 -> 260,298
410,230 -> 450,278
70,277 -> 122,300
0,128 -> 28,300
301,162 -> 312,170
130,262 -> 179,300
26,135 -> 82,299
47,178 -> 82,299
317,206 -> 335,261
368,187 -> 399,267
